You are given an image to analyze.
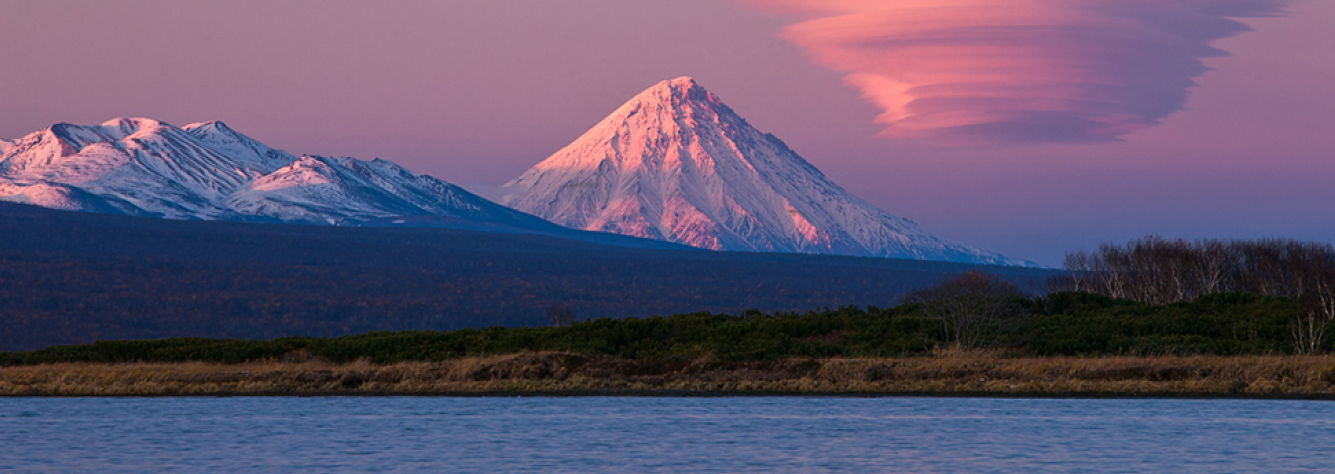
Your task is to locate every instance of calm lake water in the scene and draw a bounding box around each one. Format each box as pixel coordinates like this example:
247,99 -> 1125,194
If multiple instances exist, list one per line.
2,396 -> 1332,473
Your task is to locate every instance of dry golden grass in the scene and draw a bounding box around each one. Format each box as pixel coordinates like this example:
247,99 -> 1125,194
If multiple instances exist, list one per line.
3,353 -> 1334,397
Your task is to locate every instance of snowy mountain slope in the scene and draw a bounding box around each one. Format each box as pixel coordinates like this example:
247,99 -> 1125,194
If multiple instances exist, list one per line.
227,155 -> 549,226
0,118 -> 283,218
0,118 -> 604,241
183,120 -> 297,174
0,181 -> 127,214
502,77 -> 1030,266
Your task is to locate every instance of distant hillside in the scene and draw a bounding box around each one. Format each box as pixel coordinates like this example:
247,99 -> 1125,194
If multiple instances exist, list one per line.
0,202 -> 1054,351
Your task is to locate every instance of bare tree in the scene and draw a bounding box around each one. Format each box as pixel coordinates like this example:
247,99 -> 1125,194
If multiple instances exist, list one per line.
1286,242 -> 1335,354
546,303 -> 575,328
1191,240 -> 1231,296
1062,252 -> 1092,293
904,271 -> 1028,350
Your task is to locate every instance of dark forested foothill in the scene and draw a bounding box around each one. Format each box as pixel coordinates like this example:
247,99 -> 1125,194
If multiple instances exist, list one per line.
0,202 -> 1051,351
4,204 -> 1329,361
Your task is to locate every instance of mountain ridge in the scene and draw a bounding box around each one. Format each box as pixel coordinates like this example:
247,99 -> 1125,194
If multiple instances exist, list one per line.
0,118 -> 559,227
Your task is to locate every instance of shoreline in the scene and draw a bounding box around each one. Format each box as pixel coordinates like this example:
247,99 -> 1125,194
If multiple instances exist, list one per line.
4,353 -> 1334,399
8,392 -> 1335,401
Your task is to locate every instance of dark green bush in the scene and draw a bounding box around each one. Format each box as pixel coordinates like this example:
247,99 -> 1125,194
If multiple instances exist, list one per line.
2,293 -> 1322,365
1028,293 -> 1294,356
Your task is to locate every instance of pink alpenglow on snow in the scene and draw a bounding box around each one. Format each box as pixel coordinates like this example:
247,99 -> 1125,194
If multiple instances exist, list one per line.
0,118 -> 539,228
501,77 -> 1032,267
740,0 -> 1288,145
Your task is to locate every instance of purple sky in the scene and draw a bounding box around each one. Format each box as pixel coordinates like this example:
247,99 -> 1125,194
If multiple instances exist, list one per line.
2,0 -> 1332,266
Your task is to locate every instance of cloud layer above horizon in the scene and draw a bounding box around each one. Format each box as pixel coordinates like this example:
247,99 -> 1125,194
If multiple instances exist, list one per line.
742,0 -> 1286,145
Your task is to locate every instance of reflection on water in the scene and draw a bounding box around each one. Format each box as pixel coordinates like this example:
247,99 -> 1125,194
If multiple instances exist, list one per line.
1,397 -> 1331,473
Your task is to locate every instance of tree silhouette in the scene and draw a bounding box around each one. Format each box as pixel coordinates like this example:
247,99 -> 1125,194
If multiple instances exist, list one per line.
904,271 -> 1028,350
546,304 -> 575,328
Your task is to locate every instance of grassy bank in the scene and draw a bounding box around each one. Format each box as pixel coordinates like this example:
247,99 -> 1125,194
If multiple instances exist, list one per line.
6,291 -> 1331,397
4,353 -> 1334,398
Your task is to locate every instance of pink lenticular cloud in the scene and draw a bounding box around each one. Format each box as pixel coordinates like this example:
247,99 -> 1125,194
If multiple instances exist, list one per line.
741,0 -> 1287,145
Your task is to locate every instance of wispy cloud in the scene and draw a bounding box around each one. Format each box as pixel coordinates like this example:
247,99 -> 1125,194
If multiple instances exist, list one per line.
741,0 -> 1287,145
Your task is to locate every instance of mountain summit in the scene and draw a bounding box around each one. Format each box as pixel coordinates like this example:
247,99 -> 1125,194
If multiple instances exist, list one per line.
502,77 -> 1028,266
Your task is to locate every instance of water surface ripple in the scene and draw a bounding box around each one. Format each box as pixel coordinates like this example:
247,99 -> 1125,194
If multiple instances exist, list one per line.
2,397 -> 1332,473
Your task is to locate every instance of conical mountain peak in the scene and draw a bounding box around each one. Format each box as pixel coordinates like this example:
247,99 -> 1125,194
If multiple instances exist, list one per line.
518,77 -> 755,176
501,78 -> 1030,266
613,76 -> 730,119
664,75 -> 699,88
632,76 -> 710,102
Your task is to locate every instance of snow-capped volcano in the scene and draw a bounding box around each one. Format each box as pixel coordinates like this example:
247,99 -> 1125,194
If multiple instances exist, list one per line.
502,77 -> 1028,266
0,118 -> 553,229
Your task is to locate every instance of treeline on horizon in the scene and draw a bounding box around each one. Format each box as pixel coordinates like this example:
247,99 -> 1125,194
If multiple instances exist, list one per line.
1053,237 -> 1335,354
